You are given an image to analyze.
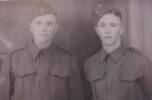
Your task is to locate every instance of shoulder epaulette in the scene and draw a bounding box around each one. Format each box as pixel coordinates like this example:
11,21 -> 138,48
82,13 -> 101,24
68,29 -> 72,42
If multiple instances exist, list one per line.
54,45 -> 73,57
84,49 -> 101,63
86,49 -> 101,58
10,44 -> 27,56
129,47 -> 145,57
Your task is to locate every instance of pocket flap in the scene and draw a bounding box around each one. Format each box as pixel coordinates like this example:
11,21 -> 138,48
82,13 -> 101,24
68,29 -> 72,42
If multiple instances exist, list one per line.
13,64 -> 36,77
15,69 -> 36,77
119,61 -> 144,81
84,60 -> 105,82
49,63 -> 70,78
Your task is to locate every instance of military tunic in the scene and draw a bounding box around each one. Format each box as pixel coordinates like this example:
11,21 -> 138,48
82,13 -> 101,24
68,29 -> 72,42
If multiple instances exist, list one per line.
84,44 -> 152,100
7,42 -> 84,100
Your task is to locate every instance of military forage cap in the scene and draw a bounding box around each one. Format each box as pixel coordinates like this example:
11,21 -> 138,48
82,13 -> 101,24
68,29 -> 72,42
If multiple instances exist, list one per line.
30,1 -> 57,21
92,4 -> 122,25
92,4 -> 105,24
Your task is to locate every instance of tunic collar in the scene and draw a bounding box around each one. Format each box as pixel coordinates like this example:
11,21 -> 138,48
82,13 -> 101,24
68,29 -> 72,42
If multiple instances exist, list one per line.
100,42 -> 128,63
28,40 -> 40,60
28,40 -> 55,60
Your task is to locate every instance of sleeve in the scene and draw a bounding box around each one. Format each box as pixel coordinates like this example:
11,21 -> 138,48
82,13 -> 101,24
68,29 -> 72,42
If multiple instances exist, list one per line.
68,57 -> 84,100
9,54 -> 15,100
139,59 -> 152,100
0,54 -> 10,100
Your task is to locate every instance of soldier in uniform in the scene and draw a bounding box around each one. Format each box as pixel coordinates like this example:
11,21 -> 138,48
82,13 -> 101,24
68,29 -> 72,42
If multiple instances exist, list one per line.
5,3 -> 84,100
84,8 -> 152,100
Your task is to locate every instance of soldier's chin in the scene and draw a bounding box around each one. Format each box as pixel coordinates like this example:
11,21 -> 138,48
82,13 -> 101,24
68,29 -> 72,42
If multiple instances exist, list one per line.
37,37 -> 50,42
103,41 -> 115,46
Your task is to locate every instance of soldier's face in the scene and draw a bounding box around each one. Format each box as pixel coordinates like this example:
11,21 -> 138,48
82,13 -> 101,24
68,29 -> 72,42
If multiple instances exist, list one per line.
30,14 -> 58,43
95,14 -> 123,46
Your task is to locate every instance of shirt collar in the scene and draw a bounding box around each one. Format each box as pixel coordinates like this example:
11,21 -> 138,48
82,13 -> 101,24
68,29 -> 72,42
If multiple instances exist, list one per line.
28,40 -> 40,60
28,41 -> 56,60
100,43 -> 128,63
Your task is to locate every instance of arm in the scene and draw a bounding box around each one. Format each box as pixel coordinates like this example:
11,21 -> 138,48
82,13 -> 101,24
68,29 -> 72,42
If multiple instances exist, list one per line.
0,54 -> 10,100
139,60 -> 152,100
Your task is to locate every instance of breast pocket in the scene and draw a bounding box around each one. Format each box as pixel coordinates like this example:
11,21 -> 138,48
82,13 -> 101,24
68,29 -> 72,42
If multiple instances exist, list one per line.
48,64 -> 70,100
13,66 -> 36,100
84,63 -> 106,100
118,63 -> 145,100
118,67 -> 143,93
85,64 -> 105,84
119,62 -> 144,82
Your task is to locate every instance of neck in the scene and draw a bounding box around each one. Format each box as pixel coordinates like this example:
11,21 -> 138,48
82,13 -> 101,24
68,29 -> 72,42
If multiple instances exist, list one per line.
103,38 -> 121,53
34,39 -> 51,50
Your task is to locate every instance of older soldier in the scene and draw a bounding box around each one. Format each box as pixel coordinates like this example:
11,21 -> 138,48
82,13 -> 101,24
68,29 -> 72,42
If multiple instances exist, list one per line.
84,8 -> 152,100
7,3 -> 84,100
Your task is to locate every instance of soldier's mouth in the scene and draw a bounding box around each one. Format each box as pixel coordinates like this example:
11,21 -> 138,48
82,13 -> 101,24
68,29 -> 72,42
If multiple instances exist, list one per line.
104,36 -> 112,38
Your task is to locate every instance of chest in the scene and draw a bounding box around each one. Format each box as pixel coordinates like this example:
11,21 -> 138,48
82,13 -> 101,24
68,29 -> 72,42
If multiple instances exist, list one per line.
11,52 -> 70,79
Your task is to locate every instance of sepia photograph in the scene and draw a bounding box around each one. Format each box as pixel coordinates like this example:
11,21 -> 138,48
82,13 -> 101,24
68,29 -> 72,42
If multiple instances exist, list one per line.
0,0 -> 151,100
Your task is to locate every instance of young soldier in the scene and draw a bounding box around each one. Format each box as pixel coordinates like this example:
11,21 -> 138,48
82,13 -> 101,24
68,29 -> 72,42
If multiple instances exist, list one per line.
84,8 -> 152,100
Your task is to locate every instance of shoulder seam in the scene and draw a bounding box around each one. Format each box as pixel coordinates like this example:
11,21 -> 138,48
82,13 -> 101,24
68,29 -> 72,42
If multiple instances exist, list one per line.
54,45 -> 73,57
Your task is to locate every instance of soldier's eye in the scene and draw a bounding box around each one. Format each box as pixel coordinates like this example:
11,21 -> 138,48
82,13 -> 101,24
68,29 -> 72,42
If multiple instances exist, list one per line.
110,23 -> 117,27
36,21 -> 41,25
99,23 -> 105,27
46,21 -> 53,26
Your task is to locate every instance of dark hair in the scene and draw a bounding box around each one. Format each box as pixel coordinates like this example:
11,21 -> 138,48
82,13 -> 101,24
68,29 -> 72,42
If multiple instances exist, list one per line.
94,9 -> 122,25
102,9 -> 122,20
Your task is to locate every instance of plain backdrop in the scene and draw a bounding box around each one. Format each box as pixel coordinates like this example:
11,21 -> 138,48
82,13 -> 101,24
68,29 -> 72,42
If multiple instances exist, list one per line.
0,0 -> 152,99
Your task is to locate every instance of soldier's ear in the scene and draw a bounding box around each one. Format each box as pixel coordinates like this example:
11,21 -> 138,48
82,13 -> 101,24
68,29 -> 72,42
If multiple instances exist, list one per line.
95,26 -> 99,36
120,25 -> 124,35
54,22 -> 59,33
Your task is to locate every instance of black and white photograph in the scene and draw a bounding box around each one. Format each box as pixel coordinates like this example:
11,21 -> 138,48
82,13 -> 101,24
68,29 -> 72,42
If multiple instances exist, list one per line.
0,0 -> 152,100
